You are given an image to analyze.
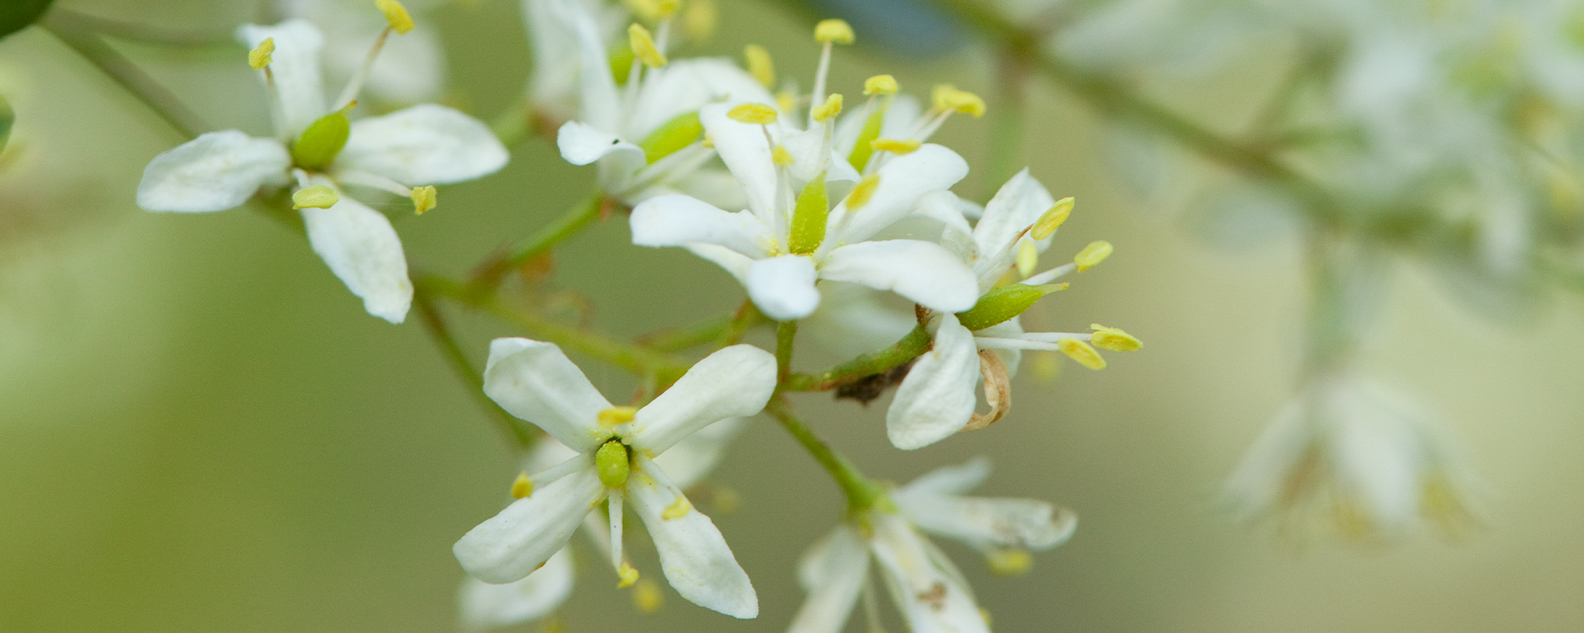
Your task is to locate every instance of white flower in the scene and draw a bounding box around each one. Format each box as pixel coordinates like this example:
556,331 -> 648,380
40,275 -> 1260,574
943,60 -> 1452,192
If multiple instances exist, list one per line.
629,101 -> 978,322
521,0 -> 626,124
789,457 -> 1075,633
135,19 -> 507,323
277,0 -> 446,104
1223,375 -> 1484,543
453,339 -> 775,618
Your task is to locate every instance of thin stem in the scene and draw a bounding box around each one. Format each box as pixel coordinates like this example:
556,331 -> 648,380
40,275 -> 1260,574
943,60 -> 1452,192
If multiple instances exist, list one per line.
765,398 -> 887,513
987,48 -> 1030,192
471,191 -> 607,289
414,290 -> 536,447
720,299 -> 765,346
636,313 -> 734,352
784,324 -> 931,391
47,7 -> 234,47
775,320 -> 798,383
490,93 -> 546,147
42,13 -> 208,138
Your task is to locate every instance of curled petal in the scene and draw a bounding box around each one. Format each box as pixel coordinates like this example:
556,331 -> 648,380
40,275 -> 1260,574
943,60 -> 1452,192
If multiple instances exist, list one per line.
821,240 -> 978,314
339,104 -> 509,184
886,313 -> 979,450
483,338 -> 615,452
556,120 -> 643,166
627,458 -> 757,618
137,131 -> 289,213
747,255 -> 820,321
629,345 -> 776,455
299,186 -> 413,323
453,462 -> 604,584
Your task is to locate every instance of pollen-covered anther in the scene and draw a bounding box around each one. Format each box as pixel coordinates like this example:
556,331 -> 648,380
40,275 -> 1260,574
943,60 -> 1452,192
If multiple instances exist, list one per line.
933,84 -> 986,117
1031,197 -> 1075,240
629,23 -> 668,68
661,495 -> 693,519
1074,240 -> 1113,271
814,18 -> 855,44
410,185 -> 437,214
248,38 -> 275,70
847,173 -> 880,210
633,578 -> 665,613
727,103 -> 778,125
291,185 -> 339,209
812,93 -> 843,122
598,406 -> 639,426
864,74 -> 899,96
870,138 -> 920,154
510,472 -> 533,499
744,44 -> 775,88
617,561 -> 640,588
375,0 -> 415,34
1058,338 -> 1106,370
1016,239 -> 1039,277
772,145 -> 795,166
1090,324 -> 1142,351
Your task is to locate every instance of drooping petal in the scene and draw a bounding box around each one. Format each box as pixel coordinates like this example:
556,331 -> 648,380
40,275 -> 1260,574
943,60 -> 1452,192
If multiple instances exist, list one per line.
788,527 -> 870,633
747,255 -> 821,321
653,416 -> 752,490
626,457 -> 757,619
869,514 -> 989,633
458,546 -> 575,630
820,240 -> 978,314
630,194 -> 777,259
628,345 -> 776,454
825,144 -> 969,246
886,313 -> 980,450
338,104 -> 509,185
137,131 -> 290,213
894,491 -> 1077,552
628,58 -> 774,139
700,102 -> 778,224
483,338 -> 615,452
897,456 -> 991,497
299,184 -> 413,323
237,20 -> 326,137
453,462 -> 604,584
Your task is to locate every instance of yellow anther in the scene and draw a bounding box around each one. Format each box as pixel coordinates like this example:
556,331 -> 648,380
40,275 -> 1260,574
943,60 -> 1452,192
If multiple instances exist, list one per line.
633,578 -> 665,613
629,23 -> 668,68
870,138 -> 920,154
846,174 -> 880,210
1074,240 -> 1113,271
1016,239 -> 1039,277
654,0 -> 681,19
248,38 -> 275,70
986,549 -> 1033,576
511,472 -> 533,499
375,0 -> 415,34
727,103 -> 778,125
598,406 -> 639,426
772,145 -> 795,166
684,0 -> 717,42
814,19 -> 855,44
744,44 -> 775,88
932,85 -> 986,117
702,132 -> 714,148
1031,197 -> 1074,240
864,74 -> 898,95
1090,324 -> 1142,352
621,0 -> 677,21
775,91 -> 797,114
617,562 -> 640,587
1058,338 -> 1106,370
291,185 -> 339,209
661,495 -> 693,519
410,185 -> 437,214
812,93 -> 843,122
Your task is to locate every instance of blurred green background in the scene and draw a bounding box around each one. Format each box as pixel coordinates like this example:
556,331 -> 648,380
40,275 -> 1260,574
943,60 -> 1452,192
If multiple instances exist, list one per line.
4,0 -> 1584,631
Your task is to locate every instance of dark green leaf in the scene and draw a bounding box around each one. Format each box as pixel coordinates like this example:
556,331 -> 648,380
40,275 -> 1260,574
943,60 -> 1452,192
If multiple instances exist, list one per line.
1,0 -> 54,40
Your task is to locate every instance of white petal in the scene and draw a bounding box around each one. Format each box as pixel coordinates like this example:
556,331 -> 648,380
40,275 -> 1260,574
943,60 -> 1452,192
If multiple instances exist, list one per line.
629,345 -> 776,454
972,169 -> 1057,258
458,546 -> 575,629
523,438 -> 580,474
747,255 -> 821,321
788,527 -> 869,633
362,25 -> 446,104
555,120 -> 641,166
869,514 -> 988,633
653,416 -> 752,489
626,458 -> 757,618
820,241 -> 978,313
567,0 -> 621,132
894,492 -> 1077,552
671,169 -> 751,212
454,462 -> 604,584
1221,398 -> 1313,523
914,190 -> 976,260
137,131 -> 289,213
826,144 -> 968,246
628,58 -> 774,139
482,338 -> 615,452
780,125 -> 831,185
898,456 -> 991,497
237,20 -> 326,136
886,313 -> 980,450
685,243 -> 755,285
299,186 -> 413,323
700,102 -> 779,223
338,104 -> 509,184
629,194 -> 776,258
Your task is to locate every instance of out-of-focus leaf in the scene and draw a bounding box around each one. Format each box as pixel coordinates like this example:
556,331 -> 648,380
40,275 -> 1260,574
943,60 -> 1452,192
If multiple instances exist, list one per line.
0,94 -> 13,154
0,0 -> 54,40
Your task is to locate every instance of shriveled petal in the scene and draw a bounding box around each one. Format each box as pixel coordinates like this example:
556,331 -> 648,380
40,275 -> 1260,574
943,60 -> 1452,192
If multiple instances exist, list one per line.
458,546 -> 575,629
299,185 -> 413,323
653,416 -> 751,490
747,255 -> 821,321
826,144 -> 969,246
630,194 -> 777,259
555,120 -> 643,166
483,338 -> 615,452
894,492 -> 1077,551
820,240 -> 978,313
137,131 -> 290,213
338,104 -> 508,184
870,514 -> 988,633
629,345 -> 776,454
627,458 -> 757,618
971,168 -> 1057,258
789,527 -> 869,633
886,313 -> 979,450
700,102 -> 778,224
629,58 -> 774,139
898,456 -> 991,497
237,20 -> 325,136
453,462 -> 604,584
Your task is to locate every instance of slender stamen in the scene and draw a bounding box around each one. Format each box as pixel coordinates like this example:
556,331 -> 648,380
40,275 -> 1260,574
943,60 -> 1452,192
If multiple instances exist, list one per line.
1020,262 -> 1078,286
609,494 -> 625,573
335,170 -> 413,197
810,41 -> 832,127
334,27 -> 392,110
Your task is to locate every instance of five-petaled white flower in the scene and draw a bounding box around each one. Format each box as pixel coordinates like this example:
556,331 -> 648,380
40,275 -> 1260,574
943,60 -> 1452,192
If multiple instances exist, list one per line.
453,338 -> 775,619
790,457 -> 1076,633
629,100 -> 978,322
135,18 -> 507,323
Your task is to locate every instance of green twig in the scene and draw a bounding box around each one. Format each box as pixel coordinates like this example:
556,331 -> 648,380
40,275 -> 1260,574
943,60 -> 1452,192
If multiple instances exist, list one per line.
636,313 -> 734,352
720,299 -> 765,345
42,12 -> 208,138
471,191 -> 606,289
775,320 -> 798,384
784,324 -> 931,392
765,398 -> 887,514
414,290 -> 537,448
